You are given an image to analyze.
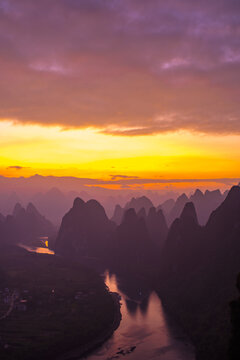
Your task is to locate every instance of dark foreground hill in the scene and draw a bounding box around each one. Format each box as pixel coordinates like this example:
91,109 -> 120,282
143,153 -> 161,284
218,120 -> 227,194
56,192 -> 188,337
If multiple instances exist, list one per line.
158,186 -> 240,360
0,245 -> 119,360
229,273 -> 240,360
109,208 -> 159,276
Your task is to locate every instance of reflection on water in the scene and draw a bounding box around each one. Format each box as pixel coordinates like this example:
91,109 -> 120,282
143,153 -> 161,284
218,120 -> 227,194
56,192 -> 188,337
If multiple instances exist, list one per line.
86,272 -> 195,360
20,244 -> 195,359
18,243 -> 55,255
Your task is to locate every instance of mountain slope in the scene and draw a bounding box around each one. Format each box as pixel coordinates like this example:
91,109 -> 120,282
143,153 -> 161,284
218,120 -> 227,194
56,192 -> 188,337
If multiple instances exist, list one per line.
158,186 -> 240,360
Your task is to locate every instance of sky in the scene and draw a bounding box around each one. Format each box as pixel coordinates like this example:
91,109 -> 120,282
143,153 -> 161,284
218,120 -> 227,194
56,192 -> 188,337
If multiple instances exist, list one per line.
0,0 -> 240,190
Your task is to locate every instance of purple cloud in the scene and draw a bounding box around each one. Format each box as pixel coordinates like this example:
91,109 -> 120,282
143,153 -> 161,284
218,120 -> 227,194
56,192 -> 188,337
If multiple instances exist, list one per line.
0,0 -> 240,135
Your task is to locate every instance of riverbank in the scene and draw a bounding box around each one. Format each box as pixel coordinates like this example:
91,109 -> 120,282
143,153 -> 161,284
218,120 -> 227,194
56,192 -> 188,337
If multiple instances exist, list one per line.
157,293 -> 196,355
0,245 -> 121,360
83,271 -> 196,360
157,287 -> 228,360
57,291 -> 122,360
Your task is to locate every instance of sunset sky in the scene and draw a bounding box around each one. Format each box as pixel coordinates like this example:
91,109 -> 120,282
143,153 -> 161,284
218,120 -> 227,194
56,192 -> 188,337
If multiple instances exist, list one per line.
1,0 -> 240,190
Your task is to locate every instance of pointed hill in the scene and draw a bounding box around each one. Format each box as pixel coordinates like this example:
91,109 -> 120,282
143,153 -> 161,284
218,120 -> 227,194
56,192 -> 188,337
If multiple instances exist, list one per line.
111,208 -> 156,274
111,204 -> 124,225
205,185 -> 240,241
168,193 -> 188,225
180,201 -> 198,225
111,196 -> 153,226
137,207 -> 147,219
55,197 -> 115,258
125,196 -> 154,213
190,188 -> 224,225
160,201 -> 201,276
146,207 -> 168,250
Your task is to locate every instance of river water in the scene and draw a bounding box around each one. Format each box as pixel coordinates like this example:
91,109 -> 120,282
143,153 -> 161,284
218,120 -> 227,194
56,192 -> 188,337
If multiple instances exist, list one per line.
20,245 -> 195,360
86,271 -> 195,360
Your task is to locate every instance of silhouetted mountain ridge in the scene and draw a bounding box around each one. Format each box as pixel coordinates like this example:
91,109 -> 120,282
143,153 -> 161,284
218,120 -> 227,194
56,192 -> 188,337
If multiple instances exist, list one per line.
146,207 -> 168,249
0,202 -> 55,246
158,185 -> 240,360
111,195 -> 153,225
111,208 -> 157,275
55,197 -> 115,258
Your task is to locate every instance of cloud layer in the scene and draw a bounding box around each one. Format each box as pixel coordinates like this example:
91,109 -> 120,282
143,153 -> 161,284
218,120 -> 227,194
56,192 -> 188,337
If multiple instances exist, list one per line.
0,0 -> 240,135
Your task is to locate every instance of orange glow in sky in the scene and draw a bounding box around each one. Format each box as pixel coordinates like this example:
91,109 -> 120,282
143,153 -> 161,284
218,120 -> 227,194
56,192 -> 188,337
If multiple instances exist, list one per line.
1,0 -> 240,193
1,120 -> 240,190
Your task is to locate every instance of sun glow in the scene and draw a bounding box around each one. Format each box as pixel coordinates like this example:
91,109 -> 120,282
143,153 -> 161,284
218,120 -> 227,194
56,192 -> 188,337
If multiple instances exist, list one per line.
1,120 -> 240,185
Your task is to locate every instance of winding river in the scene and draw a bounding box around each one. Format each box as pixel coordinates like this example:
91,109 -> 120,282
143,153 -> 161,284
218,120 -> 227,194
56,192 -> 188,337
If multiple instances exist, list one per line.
20,245 -> 195,360
86,271 -> 195,360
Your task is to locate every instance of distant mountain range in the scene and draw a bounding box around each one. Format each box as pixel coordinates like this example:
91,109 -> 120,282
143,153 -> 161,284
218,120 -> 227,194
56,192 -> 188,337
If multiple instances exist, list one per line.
0,174 -> 233,225
112,188 -> 227,228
